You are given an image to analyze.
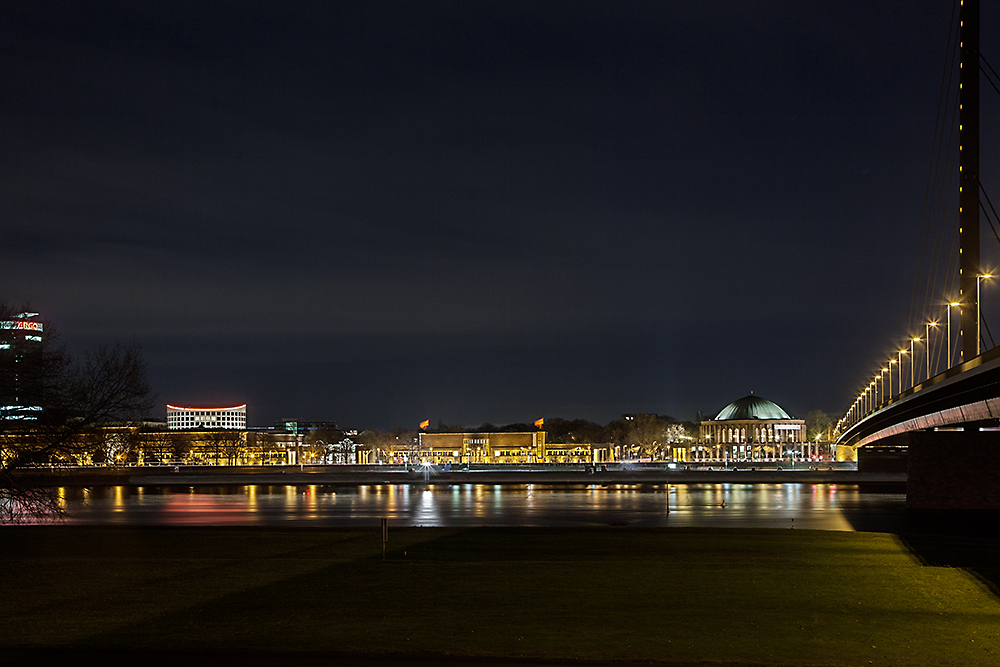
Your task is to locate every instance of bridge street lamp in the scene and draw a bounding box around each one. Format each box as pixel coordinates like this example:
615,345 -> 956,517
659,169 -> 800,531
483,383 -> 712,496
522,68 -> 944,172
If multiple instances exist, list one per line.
887,358 -> 897,398
909,337 -> 921,388
925,321 -> 938,380
977,274 -> 993,356
880,367 -> 889,405
897,349 -> 908,394
947,301 -> 960,368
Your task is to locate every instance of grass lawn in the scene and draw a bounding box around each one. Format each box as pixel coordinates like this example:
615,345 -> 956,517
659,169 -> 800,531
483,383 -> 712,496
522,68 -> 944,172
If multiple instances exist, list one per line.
1,526 -> 998,666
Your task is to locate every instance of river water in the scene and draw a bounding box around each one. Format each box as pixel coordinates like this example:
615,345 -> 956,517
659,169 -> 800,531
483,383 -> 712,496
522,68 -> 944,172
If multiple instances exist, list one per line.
51,483 -> 907,532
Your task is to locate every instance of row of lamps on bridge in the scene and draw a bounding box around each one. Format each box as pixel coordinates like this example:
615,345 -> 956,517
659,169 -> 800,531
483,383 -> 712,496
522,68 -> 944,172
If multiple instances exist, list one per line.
837,274 -> 993,435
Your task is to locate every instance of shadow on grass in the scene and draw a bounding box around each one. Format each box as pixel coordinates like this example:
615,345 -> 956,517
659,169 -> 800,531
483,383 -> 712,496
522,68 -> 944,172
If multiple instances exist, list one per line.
842,506 -> 1000,595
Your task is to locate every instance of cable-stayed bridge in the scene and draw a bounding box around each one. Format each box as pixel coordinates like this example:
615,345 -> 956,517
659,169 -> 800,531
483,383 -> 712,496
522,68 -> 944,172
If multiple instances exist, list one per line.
833,0 -> 1000,509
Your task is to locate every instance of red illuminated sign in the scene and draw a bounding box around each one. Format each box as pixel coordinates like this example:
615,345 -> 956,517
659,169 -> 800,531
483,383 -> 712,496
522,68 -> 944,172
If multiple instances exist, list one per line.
1,321 -> 43,332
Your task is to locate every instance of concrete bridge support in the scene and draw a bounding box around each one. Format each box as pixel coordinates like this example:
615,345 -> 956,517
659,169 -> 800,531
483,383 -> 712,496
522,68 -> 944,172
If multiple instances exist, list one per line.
906,430 -> 1000,509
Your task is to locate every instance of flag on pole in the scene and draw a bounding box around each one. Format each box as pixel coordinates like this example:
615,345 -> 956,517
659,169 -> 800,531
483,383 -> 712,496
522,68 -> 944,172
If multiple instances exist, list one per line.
419,419 -> 430,430
534,418 -> 544,429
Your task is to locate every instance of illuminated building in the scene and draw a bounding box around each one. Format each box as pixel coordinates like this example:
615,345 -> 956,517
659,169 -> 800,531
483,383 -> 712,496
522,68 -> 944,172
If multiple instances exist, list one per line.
0,312 -> 45,422
699,394 -> 816,462
166,404 -> 247,430
410,432 -> 612,465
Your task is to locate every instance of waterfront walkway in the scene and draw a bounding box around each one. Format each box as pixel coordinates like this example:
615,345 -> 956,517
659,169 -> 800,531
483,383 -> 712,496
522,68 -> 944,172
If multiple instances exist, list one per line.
15,464 -> 902,488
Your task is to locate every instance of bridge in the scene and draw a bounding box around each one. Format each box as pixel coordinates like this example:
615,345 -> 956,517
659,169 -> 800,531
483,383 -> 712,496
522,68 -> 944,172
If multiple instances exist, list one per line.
833,0 -> 1000,509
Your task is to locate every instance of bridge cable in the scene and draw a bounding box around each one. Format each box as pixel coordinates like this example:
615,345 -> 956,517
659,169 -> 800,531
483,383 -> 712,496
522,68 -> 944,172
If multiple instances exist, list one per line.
980,53 -> 1000,98
925,92 -> 960,324
846,1 -> 961,436
929,208 -> 964,374
980,183 -> 1000,250
983,311 -> 996,351
980,184 -> 1000,352
916,89 -> 959,345
910,11 -> 961,340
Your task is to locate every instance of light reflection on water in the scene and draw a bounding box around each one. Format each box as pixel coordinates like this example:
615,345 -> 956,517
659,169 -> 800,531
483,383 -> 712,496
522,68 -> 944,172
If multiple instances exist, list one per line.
47,483 -> 907,531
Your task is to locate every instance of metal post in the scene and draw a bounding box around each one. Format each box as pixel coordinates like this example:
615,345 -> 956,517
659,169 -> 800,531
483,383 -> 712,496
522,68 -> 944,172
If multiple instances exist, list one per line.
947,304 -> 953,368
925,323 -> 932,380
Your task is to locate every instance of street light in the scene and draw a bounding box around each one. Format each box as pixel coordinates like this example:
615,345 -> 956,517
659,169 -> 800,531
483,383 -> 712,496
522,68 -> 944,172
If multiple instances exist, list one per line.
947,301 -> 960,368
897,349 -> 908,394
978,274 -> 993,356
888,358 -> 897,398
909,337 -> 920,387
925,321 -> 938,380
880,367 -> 889,405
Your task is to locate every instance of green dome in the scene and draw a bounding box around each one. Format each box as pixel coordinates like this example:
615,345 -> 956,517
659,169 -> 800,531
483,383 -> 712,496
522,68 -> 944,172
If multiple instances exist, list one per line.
714,395 -> 790,421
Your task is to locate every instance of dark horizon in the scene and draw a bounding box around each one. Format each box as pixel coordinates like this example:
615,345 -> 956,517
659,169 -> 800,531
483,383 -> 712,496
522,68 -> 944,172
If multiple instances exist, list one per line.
4,1 -> 999,430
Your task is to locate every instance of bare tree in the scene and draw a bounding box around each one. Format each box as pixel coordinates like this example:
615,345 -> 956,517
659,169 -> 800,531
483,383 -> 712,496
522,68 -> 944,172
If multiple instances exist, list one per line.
202,430 -> 246,465
358,429 -> 396,464
218,431 -> 246,465
141,428 -> 177,464
0,301 -> 155,521
251,432 -> 273,465
626,414 -> 668,461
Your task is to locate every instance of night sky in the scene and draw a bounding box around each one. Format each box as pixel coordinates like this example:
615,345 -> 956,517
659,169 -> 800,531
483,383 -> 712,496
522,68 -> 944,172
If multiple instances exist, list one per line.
4,1 -> 998,429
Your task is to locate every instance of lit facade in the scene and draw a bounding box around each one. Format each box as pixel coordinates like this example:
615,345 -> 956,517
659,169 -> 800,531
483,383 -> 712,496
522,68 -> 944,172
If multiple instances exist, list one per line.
0,312 -> 45,422
409,432 -> 613,465
699,394 -> 818,462
167,404 -> 247,430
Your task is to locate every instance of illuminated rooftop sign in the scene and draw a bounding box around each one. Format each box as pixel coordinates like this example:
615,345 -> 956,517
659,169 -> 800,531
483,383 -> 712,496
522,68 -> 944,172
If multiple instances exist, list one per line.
167,404 -> 247,411
0,321 -> 43,332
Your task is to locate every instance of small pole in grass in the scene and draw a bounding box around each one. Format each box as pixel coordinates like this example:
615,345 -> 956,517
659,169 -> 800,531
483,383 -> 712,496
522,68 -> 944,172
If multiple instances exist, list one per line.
382,517 -> 388,560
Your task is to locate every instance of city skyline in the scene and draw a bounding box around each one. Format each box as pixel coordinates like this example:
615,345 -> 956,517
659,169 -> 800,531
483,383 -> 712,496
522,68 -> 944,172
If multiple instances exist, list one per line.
3,1 -> 998,428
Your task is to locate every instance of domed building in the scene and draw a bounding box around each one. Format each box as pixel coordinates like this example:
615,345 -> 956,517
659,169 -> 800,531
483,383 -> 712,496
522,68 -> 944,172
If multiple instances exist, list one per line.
698,394 -> 813,462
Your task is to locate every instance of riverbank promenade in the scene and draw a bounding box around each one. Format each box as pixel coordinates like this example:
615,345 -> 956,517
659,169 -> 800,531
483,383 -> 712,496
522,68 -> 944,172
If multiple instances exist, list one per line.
13,462 -> 901,488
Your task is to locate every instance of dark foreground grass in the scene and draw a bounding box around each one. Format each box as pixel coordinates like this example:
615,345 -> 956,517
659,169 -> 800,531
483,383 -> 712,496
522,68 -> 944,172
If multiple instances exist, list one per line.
1,526 -> 999,666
